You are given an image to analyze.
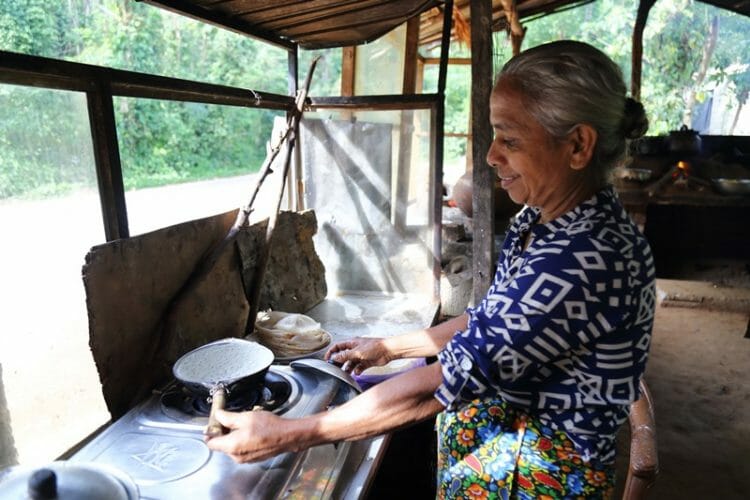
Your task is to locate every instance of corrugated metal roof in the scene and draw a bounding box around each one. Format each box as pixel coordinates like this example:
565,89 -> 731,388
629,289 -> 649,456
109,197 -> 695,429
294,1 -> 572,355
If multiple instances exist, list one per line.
699,0 -> 750,18
142,0 -> 750,50
142,0 -> 442,49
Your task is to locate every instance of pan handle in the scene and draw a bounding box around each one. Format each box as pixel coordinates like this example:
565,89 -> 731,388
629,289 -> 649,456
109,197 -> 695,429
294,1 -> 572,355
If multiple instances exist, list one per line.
205,385 -> 227,438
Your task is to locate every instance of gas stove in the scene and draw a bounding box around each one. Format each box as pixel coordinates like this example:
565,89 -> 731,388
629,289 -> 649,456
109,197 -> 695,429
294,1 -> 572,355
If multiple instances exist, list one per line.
69,362 -> 379,499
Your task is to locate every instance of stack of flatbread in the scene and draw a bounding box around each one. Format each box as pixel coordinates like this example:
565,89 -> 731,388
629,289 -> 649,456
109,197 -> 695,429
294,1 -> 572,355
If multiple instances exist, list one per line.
254,311 -> 331,358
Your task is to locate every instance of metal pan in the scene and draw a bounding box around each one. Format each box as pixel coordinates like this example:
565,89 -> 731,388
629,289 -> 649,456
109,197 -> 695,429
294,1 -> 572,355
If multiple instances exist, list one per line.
173,338 -> 274,437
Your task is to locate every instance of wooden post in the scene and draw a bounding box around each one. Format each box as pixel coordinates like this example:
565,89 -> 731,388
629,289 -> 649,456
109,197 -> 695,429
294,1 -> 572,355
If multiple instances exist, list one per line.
403,16 -> 420,95
631,0 -> 656,101
432,0 -> 453,303
395,17 -> 421,230
287,46 -> 303,211
341,46 -> 356,97
470,0 -> 495,305
87,81 -> 129,241
416,55 -> 425,94
340,46 -> 356,123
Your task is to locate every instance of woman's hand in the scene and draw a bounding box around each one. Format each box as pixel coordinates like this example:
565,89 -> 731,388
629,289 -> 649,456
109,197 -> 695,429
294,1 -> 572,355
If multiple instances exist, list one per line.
205,363 -> 445,465
324,314 -> 469,373
325,337 -> 393,375
204,409 -> 299,463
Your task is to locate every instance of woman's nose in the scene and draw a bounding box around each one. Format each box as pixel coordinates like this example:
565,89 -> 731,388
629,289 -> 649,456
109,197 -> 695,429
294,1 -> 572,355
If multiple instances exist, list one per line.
486,145 -> 502,169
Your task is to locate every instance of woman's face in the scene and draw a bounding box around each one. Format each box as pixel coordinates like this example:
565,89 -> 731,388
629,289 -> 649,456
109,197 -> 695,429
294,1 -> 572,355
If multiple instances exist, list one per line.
486,81 -> 586,221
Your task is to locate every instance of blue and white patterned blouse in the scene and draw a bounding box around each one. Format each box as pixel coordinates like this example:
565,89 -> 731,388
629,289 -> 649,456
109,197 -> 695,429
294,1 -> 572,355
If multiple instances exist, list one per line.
435,186 -> 656,463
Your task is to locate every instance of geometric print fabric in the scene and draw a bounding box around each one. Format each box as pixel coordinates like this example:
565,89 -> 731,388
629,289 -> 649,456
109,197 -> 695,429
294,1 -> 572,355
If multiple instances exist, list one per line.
435,186 -> 656,463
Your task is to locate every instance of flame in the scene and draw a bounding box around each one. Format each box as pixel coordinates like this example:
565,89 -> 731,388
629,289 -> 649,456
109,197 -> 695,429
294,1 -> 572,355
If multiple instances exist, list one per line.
673,160 -> 690,178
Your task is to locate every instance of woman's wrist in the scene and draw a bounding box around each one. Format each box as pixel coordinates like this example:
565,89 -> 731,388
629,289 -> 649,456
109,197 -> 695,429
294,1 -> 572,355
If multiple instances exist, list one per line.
287,414 -> 325,451
383,329 -> 437,359
379,336 -> 400,362
378,314 -> 468,360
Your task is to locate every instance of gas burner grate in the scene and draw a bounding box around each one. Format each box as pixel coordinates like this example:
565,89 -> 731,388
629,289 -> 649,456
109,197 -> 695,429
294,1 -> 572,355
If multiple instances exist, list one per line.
161,372 -> 292,418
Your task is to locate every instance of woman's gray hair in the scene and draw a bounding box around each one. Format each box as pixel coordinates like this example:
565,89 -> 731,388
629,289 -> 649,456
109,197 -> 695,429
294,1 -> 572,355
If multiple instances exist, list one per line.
497,40 -> 649,186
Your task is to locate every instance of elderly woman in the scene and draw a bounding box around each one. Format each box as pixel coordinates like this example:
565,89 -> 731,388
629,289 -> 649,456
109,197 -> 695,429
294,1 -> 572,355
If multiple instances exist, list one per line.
206,40 -> 655,499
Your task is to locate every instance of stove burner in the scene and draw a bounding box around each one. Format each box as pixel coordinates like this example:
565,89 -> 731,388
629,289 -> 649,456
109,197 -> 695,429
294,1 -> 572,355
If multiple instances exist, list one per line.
161,372 -> 292,418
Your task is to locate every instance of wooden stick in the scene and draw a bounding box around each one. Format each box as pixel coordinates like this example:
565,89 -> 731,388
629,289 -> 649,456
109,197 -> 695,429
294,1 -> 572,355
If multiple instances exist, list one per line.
204,385 -> 227,438
245,57 -> 320,333
135,58 -> 320,405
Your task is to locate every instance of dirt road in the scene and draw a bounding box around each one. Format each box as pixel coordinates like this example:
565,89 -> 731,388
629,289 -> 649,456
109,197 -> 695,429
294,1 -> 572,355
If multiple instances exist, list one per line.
0,174 -> 259,464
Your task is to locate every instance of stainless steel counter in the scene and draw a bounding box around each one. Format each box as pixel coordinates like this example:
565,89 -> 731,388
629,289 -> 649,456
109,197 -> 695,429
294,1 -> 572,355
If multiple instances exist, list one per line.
306,291 -> 439,498
305,291 -> 440,344
62,292 -> 438,499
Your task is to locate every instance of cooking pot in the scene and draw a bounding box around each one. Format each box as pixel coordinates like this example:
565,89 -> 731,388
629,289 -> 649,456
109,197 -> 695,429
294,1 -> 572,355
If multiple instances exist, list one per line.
667,125 -> 702,155
629,136 -> 665,156
173,337 -> 274,437
0,461 -> 138,500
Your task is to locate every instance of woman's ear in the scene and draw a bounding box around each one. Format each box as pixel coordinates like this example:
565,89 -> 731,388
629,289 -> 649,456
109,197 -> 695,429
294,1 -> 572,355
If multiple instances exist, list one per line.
569,124 -> 597,170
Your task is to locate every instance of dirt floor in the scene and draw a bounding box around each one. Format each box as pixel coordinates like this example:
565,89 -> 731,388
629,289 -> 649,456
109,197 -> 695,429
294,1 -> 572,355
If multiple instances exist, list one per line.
615,285 -> 750,499
373,280 -> 750,500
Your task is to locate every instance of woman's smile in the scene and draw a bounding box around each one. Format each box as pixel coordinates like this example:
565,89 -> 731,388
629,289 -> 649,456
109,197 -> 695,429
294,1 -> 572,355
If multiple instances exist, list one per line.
498,173 -> 520,189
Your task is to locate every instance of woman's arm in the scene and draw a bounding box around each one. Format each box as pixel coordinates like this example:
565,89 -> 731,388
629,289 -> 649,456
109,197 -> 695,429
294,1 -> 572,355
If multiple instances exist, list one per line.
384,313 -> 469,358
326,313 -> 468,374
205,362 -> 445,463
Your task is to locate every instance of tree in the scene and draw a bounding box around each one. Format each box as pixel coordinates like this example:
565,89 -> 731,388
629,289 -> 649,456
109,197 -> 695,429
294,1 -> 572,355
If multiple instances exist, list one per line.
492,0 -> 750,135
0,0 -> 340,199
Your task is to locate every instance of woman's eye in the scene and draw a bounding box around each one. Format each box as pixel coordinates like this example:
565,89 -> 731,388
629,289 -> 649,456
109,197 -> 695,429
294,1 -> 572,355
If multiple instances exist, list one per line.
492,131 -> 518,150
499,138 -> 518,149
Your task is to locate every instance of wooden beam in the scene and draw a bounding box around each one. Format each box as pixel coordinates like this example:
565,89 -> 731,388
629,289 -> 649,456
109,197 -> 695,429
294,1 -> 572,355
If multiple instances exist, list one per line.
403,16 -> 421,95
421,57 -> 472,65
470,0 -> 495,306
288,47 -> 302,212
341,46 -> 356,96
87,83 -> 129,241
0,49 -> 296,243
631,0 -> 656,101
395,16 -> 421,230
0,51 -> 294,110
432,0 -> 453,303
416,57 -> 425,94
310,94 -> 438,110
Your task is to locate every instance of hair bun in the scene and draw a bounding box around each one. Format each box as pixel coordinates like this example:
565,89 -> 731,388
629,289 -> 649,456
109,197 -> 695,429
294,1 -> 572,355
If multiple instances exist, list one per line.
622,97 -> 649,139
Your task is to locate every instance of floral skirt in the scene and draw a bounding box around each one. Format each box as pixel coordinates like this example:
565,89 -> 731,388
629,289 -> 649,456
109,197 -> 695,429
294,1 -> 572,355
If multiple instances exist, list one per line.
436,398 -> 615,499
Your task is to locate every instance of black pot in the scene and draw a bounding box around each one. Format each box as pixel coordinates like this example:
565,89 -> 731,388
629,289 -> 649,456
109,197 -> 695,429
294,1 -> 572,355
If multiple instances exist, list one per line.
629,136 -> 665,156
667,125 -> 702,155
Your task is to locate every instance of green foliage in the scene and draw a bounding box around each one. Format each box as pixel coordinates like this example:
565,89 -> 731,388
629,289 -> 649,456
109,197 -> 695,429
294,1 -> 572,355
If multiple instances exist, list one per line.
300,48 -> 343,96
0,0 -> 297,200
0,84 -> 96,199
2,0 -> 749,200
491,0 -> 749,135
114,98 -> 281,190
